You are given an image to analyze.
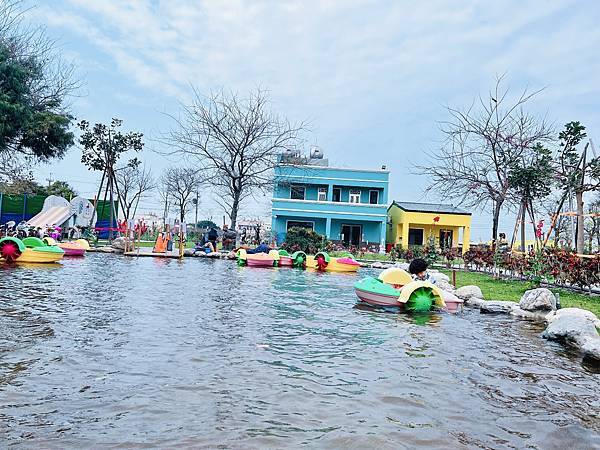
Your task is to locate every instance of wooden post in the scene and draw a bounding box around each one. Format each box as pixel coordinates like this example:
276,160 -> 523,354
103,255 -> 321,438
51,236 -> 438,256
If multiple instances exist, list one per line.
452,269 -> 456,287
179,222 -> 186,259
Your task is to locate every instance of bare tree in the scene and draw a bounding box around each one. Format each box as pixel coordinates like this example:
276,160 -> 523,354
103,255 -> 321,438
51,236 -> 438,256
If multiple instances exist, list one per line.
161,167 -> 205,223
418,76 -> 553,241
115,165 -> 156,221
165,88 -> 305,228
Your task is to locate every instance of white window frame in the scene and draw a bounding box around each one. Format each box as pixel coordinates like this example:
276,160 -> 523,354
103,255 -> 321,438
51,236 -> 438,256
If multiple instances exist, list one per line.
317,187 -> 327,202
290,185 -> 305,200
349,189 -> 361,204
369,189 -> 379,205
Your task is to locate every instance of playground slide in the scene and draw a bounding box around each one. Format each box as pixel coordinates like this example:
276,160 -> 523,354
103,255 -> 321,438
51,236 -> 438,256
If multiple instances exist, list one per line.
28,206 -> 73,228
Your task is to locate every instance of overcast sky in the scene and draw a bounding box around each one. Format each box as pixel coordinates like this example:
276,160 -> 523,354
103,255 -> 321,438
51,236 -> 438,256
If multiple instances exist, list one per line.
28,0 -> 600,241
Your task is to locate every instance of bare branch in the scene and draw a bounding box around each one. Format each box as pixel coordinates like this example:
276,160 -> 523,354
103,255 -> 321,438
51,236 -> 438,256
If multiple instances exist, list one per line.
160,87 -> 306,227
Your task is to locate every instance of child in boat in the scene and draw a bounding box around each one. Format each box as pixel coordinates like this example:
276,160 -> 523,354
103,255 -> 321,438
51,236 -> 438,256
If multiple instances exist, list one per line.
408,258 -> 436,284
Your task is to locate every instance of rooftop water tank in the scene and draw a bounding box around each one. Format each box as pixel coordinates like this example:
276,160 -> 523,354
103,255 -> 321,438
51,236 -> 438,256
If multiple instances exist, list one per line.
310,146 -> 324,159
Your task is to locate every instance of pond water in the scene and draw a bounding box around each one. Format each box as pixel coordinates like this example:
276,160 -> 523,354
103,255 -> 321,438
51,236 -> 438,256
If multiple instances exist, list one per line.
1,253 -> 599,449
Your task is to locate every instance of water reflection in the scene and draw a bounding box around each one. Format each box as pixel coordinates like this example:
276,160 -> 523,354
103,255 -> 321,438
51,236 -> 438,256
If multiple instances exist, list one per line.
0,254 -> 598,448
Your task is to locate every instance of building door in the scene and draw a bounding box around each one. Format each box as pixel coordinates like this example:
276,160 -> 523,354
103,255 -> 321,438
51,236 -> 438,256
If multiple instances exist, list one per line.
341,224 -> 361,247
439,229 -> 453,249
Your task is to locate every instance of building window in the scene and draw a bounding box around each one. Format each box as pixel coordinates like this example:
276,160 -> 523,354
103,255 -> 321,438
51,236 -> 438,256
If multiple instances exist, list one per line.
287,221 -> 313,230
332,188 -> 341,202
290,185 -> 305,200
369,190 -> 379,204
349,189 -> 361,204
408,228 -> 424,246
318,187 -> 327,202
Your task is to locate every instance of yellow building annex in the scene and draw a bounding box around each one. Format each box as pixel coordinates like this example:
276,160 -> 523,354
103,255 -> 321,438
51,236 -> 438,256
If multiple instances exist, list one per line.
387,201 -> 472,254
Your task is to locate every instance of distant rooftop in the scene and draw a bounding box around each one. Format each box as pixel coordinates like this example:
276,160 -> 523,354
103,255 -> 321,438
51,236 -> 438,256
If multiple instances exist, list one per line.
279,146 -> 329,167
391,201 -> 471,215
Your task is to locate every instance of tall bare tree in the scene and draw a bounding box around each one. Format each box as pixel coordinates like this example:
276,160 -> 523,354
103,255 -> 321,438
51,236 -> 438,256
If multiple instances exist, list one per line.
161,167 -> 205,223
115,165 -> 156,221
165,88 -> 304,228
418,77 -> 553,241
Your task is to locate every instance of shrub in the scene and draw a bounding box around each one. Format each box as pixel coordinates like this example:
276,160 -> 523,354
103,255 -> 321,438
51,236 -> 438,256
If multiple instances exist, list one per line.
441,247 -> 458,267
282,227 -> 330,254
390,244 -> 406,261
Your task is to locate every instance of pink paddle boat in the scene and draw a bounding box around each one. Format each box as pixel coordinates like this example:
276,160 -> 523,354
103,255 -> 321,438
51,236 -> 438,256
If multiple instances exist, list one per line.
58,241 -> 87,257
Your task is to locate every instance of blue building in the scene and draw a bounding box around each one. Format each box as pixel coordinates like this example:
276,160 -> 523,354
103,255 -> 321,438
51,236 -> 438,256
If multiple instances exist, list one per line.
271,149 -> 389,252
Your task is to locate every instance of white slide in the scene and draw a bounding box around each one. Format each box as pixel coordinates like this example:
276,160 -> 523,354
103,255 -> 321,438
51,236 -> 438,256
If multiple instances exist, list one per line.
28,205 -> 73,228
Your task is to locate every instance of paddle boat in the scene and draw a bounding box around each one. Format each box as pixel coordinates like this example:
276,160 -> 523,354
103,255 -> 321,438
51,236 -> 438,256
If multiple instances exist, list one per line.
354,267 -> 464,312
306,252 -> 361,273
277,250 -> 307,268
58,239 -> 88,256
0,236 -> 64,264
237,249 -> 279,267
355,277 -> 446,312
237,248 -> 308,268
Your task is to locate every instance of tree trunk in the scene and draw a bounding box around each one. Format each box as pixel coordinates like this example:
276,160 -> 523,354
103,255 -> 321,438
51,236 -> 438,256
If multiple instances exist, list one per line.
575,190 -> 584,254
520,200 -> 526,252
528,199 -> 538,250
491,200 -> 502,245
108,175 -> 114,242
230,192 -> 241,229
162,195 -> 168,227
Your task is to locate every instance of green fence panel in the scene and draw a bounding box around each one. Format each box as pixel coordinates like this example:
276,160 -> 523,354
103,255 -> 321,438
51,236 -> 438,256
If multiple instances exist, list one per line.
2,195 -> 25,214
95,200 -> 119,221
25,195 -> 46,215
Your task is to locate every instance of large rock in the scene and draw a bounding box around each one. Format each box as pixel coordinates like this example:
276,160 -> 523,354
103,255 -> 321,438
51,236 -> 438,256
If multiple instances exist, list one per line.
436,280 -> 455,292
519,288 -> 557,312
455,285 -> 484,300
97,246 -> 119,253
465,296 -> 486,308
543,312 -> 600,363
394,262 -> 410,271
371,262 -> 393,269
581,339 -> 600,361
546,308 -> 600,328
110,237 -> 131,252
480,300 -> 515,314
429,271 -> 450,284
542,314 -> 599,348
510,306 -> 553,322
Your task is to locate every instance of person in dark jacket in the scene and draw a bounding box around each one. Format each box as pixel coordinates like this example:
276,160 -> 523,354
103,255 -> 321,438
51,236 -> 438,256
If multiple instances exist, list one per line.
222,224 -> 237,251
246,242 -> 271,254
208,227 -> 218,251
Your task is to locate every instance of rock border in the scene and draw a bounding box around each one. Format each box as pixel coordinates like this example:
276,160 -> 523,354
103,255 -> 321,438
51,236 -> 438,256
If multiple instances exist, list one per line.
464,289 -> 600,364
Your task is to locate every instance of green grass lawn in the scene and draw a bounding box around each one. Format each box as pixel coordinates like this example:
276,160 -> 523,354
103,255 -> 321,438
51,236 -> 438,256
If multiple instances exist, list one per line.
441,269 -> 600,317
330,251 -> 391,261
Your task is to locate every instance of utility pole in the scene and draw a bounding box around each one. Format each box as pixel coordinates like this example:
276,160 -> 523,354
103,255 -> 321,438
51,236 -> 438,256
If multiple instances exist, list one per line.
194,190 -> 199,232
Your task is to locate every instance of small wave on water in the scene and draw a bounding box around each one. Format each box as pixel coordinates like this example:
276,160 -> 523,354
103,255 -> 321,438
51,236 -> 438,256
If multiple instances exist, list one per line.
1,253 -> 599,448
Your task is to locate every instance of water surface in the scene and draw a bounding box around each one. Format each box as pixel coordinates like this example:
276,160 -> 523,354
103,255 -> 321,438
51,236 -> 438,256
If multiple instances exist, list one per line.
1,254 -> 599,449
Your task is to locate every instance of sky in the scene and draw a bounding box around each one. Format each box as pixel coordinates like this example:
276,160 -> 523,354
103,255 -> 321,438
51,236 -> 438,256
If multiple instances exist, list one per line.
24,0 -> 600,241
